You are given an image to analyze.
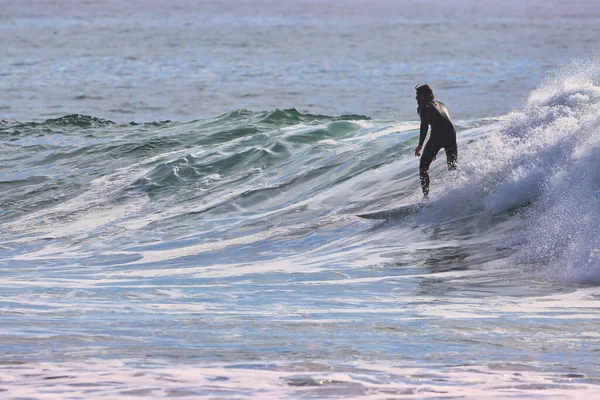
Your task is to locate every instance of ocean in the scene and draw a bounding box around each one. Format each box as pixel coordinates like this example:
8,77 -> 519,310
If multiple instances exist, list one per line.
1,0 -> 600,398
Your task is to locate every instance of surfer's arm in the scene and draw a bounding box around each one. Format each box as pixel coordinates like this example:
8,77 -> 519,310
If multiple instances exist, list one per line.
418,111 -> 429,147
415,109 -> 429,156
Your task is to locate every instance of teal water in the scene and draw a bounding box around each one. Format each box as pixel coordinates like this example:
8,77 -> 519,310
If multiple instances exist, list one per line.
2,63 -> 600,397
2,1 -> 600,398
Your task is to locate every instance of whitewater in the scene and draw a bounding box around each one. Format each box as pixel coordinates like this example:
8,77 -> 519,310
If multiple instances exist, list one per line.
3,0 -> 600,398
1,60 -> 600,398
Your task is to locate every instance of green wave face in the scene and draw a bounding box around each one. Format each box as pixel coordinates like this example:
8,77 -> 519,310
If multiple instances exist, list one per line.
0,110 -> 383,224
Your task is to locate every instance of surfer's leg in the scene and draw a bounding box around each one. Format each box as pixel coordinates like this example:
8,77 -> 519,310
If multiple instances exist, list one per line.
445,143 -> 458,171
419,143 -> 439,199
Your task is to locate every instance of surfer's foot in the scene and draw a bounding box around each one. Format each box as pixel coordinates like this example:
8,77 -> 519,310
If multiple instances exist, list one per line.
422,195 -> 429,202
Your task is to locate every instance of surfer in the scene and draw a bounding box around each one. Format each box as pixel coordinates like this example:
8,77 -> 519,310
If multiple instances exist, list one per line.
414,84 -> 457,199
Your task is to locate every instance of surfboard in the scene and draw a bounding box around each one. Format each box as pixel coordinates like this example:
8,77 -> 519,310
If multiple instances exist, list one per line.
356,202 -> 429,220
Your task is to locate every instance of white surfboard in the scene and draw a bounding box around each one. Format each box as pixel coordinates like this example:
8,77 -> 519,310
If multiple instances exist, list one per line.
356,201 -> 430,220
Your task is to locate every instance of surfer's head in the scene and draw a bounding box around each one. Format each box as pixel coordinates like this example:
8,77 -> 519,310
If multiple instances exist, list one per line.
415,84 -> 434,105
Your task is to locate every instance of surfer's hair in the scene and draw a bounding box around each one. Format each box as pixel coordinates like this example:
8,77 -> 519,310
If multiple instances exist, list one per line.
415,84 -> 434,99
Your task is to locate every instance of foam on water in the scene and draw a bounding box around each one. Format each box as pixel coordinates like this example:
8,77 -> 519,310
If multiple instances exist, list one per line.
2,62 -> 600,398
514,62 -> 600,283
385,61 -> 600,285
2,358 -> 600,399
1,287 -> 599,399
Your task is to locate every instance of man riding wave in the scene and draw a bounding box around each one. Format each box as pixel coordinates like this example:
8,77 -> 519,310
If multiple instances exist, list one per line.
414,84 -> 458,199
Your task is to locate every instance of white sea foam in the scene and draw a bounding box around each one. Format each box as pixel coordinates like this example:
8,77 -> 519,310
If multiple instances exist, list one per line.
4,2 -> 600,398
504,62 -> 600,283
408,61 -> 600,284
1,358 -> 599,400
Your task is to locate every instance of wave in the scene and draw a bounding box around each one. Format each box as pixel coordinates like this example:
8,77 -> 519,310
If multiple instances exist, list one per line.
509,62 -> 600,283
0,109 -> 376,239
2,64 -> 600,286
0,109 -> 369,135
422,60 -> 600,284
0,114 -> 116,136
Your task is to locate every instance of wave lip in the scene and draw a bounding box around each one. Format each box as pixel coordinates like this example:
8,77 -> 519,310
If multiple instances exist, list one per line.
498,61 -> 600,283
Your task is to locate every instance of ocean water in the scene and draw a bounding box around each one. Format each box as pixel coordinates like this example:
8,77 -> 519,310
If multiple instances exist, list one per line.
1,1 -> 600,399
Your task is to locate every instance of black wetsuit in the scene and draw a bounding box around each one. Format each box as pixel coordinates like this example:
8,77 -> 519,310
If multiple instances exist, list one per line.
417,99 -> 458,198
